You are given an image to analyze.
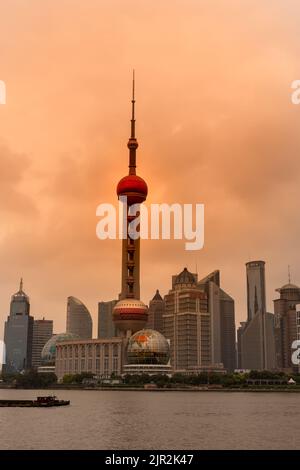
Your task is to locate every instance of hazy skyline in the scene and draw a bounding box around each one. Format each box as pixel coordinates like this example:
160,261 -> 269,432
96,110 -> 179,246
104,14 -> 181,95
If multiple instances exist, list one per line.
1,0 -> 300,336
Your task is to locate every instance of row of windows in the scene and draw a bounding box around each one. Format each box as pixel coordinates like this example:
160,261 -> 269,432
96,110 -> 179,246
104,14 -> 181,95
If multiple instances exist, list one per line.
57,344 -> 120,359
57,356 -> 120,374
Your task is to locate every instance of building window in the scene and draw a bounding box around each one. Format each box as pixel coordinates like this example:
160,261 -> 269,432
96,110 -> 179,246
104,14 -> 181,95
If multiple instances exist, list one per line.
113,356 -> 118,373
104,357 -> 109,377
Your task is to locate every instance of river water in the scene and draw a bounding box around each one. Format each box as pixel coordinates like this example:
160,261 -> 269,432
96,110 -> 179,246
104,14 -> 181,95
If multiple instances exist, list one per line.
0,389 -> 299,449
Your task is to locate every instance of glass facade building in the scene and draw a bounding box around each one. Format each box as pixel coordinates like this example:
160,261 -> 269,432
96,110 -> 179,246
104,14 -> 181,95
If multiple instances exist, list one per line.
32,318 -> 53,369
98,300 -> 117,339
3,280 -> 34,373
66,296 -> 93,339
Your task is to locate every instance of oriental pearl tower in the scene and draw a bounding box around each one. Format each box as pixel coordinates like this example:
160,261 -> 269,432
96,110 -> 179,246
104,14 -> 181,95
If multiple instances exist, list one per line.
113,73 -> 148,336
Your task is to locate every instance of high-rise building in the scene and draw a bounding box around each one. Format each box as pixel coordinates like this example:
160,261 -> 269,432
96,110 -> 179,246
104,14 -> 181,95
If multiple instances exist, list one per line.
146,290 -> 164,334
238,261 -> 275,370
98,300 -> 117,339
238,311 -> 275,371
246,260 -> 266,322
113,73 -> 148,335
163,268 -> 235,373
198,271 -> 236,372
3,279 -> 34,373
31,318 -> 53,369
296,304 -> 300,373
237,322 -> 247,369
66,296 -> 93,339
274,282 -> 300,371
164,268 -> 213,372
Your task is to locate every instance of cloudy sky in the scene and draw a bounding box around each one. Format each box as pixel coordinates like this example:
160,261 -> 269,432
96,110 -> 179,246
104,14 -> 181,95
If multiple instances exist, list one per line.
0,0 -> 300,336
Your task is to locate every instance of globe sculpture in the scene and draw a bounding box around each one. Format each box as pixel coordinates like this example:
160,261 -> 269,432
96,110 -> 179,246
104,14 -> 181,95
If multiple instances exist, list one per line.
127,329 -> 170,365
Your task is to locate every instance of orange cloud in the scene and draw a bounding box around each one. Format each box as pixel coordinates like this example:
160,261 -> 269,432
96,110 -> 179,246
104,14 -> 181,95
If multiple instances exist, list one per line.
0,1 -> 300,335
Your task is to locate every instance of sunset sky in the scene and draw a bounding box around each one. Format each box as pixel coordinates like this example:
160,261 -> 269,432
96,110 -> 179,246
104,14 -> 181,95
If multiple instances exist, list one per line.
0,0 -> 300,336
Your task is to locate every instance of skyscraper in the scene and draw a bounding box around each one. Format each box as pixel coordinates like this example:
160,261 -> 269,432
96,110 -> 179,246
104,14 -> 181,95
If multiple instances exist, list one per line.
246,261 -> 266,322
163,268 -> 213,372
239,261 -> 275,370
198,271 -> 236,372
113,73 -> 148,335
3,279 -> 34,373
146,290 -> 164,334
98,300 -> 117,339
66,296 -> 93,339
237,321 -> 247,369
32,318 -> 53,369
163,268 -> 234,373
274,281 -> 300,371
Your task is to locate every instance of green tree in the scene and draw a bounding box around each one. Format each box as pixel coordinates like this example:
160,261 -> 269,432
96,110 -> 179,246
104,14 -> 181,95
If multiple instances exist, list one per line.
16,371 -> 57,388
62,374 -> 75,384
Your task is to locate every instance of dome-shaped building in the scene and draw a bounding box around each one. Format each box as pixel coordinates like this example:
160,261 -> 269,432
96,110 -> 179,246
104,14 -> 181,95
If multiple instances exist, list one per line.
41,332 -> 79,366
123,329 -> 172,375
274,280 -> 300,370
276,283 -> 300,300
127,329 -> 170,365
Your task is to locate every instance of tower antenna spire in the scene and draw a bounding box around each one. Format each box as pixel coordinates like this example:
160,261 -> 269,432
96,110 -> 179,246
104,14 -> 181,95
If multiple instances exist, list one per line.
288,265 -> 291,284
20,277 -> 23,291
131,69 -> 135,138
128,69 -> 138,174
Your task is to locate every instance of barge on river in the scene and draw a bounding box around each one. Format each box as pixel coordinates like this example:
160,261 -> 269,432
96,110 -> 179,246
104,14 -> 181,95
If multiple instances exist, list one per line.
0,395 -> 70,407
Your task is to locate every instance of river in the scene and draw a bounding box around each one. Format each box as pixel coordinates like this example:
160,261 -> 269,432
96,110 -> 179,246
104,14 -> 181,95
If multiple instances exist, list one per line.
0,389 -> 299,449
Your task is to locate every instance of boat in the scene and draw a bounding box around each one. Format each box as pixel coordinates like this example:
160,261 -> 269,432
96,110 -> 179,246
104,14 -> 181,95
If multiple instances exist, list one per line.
0,395 -> 70,407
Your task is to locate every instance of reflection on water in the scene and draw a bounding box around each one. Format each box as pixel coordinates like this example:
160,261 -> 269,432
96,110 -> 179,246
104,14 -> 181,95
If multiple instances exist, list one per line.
0,389 -> 299,449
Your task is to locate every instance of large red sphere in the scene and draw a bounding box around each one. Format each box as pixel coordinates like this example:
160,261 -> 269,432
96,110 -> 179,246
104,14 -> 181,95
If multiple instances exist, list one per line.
117,175 -> 148,205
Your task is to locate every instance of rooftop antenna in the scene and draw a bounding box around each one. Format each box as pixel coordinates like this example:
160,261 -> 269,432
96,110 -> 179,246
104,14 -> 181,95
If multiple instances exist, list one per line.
20,277 -> 23,291
288,265 -> 291,284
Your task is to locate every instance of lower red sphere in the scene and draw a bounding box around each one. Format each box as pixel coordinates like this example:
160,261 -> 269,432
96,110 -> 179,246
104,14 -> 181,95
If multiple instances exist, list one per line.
113,298 -> 148,333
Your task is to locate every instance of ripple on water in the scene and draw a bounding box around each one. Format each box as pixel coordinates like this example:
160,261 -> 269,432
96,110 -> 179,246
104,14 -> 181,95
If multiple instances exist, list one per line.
0,389 -> 300,449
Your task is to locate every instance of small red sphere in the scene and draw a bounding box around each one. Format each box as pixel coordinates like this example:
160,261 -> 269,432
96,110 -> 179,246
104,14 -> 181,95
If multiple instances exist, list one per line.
117,174 -> 148,205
